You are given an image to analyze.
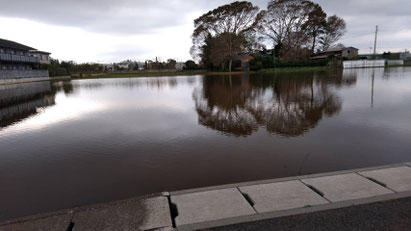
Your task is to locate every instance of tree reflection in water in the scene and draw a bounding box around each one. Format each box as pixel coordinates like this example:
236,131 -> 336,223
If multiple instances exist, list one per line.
194,71 -> 354,137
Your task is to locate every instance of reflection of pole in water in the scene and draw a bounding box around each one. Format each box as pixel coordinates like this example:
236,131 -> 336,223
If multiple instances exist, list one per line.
371,69 -> 375,108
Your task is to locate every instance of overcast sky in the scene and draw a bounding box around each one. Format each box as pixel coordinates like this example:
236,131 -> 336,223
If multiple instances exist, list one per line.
1,0 -> 410,63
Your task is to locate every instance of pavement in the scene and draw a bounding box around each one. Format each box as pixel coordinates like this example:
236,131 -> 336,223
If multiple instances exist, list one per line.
0,162 -> 410,231
0,195 -> 173,231
208,197 -> 411,231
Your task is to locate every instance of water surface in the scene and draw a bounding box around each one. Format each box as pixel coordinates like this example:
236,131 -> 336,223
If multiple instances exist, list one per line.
1,67 -> 411,220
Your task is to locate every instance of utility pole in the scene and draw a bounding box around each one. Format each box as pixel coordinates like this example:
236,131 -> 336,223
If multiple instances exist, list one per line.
373,25 -> 378,59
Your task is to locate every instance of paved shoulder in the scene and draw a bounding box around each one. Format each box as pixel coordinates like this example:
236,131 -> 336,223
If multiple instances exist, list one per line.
0,196 -> 173,231
0,214 -> 72,231
209,197 -> 411,231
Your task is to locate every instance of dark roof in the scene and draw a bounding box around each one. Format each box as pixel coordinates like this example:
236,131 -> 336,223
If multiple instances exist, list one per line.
313,47 -> 358,57
29,50 -> 51,55
237,52 -> 267,60
321,46 -> 358,53
0,38 -> 36,51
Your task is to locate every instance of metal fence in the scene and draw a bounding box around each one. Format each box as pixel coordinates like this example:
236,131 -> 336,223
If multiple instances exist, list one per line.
343,60 -> 385,69
0,53 -> 40,63
386,60 -> 404,66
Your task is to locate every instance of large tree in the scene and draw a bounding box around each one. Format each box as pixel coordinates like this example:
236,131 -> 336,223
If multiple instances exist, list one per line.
257,0 -> 346,58
257,0 -> 316,58
302,3 -> 327,53
193,73 -> 343,137
192,1 -> 260,72
319,15 -> 347,51
209,33 -> 246,70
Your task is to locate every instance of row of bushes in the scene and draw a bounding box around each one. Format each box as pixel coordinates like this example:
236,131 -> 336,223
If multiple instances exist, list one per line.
249,56 -> 329,71
44,64 -> 69,77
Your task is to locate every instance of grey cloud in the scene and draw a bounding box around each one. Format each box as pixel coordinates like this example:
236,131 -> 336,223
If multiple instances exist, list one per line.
316,0 -> 411,17
1,0 -> 215,34
1,0 -> 409,56
1,0 -> 270,35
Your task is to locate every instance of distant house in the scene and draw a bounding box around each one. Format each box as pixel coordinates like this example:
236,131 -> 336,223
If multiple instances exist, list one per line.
311,47 -> 359,60
382,51 -> 411,61
175,62 -> 186,71
117,61 -> 130,70
0,38 -> 50,83
400,51 -> 411,61
358,51 -> 411,61
100,63 -> 114,71
116,60 -> 138,70
29,50 -> 51,64
357,54 -> 384,60
236,50 -> 273,71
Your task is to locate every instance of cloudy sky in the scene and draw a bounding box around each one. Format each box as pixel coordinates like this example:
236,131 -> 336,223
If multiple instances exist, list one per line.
1,0 -> 410,63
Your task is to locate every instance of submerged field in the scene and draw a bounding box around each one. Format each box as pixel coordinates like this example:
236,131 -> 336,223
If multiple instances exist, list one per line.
1,67 -> 411,221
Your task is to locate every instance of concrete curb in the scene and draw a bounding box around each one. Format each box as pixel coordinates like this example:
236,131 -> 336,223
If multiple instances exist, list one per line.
176,191 -> 411,231
170,163 -> 405,196
171,163 -> 411,230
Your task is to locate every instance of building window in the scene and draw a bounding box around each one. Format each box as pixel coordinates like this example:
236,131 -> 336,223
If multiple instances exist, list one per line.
347,50 -> 351,54
0,49 -> 3,53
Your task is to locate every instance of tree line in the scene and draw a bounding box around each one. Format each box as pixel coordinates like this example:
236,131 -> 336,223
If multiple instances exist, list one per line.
44,60 -> 105,77
45,58 -> 183,77
192,0 -> 347,72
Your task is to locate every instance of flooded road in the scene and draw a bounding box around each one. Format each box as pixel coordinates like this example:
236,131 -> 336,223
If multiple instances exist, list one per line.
1,67 -> 411,220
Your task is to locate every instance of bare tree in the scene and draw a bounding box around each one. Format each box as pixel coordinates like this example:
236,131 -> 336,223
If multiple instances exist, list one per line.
320,15 -> 347,51
192,1 -> 260,72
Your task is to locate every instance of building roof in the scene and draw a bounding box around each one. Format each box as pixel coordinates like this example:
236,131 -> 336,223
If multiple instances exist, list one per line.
321,46 -> 359,53
236,51 -> 267,61
312,47 -> 359,58
0,38 -> 36,51
29,50 -> 51,55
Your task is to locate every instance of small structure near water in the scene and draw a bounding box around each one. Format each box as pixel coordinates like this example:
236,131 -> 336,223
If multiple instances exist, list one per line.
311,47 -> 359,60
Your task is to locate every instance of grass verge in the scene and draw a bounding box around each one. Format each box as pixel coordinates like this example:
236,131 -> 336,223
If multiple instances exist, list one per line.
69,66 -> 340,80
258,66 -> 334,73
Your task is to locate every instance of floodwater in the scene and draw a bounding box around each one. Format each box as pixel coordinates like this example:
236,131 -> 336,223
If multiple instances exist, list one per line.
1,67 -> 411,220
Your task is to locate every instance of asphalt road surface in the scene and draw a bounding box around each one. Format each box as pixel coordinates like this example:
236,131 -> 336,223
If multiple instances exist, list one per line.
208,197 -> 411,231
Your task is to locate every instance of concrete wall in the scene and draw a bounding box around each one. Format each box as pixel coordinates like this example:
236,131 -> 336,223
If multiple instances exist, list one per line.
343,60 -> 385,69
0,70 -> 50,85
0,69 -> 49,79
